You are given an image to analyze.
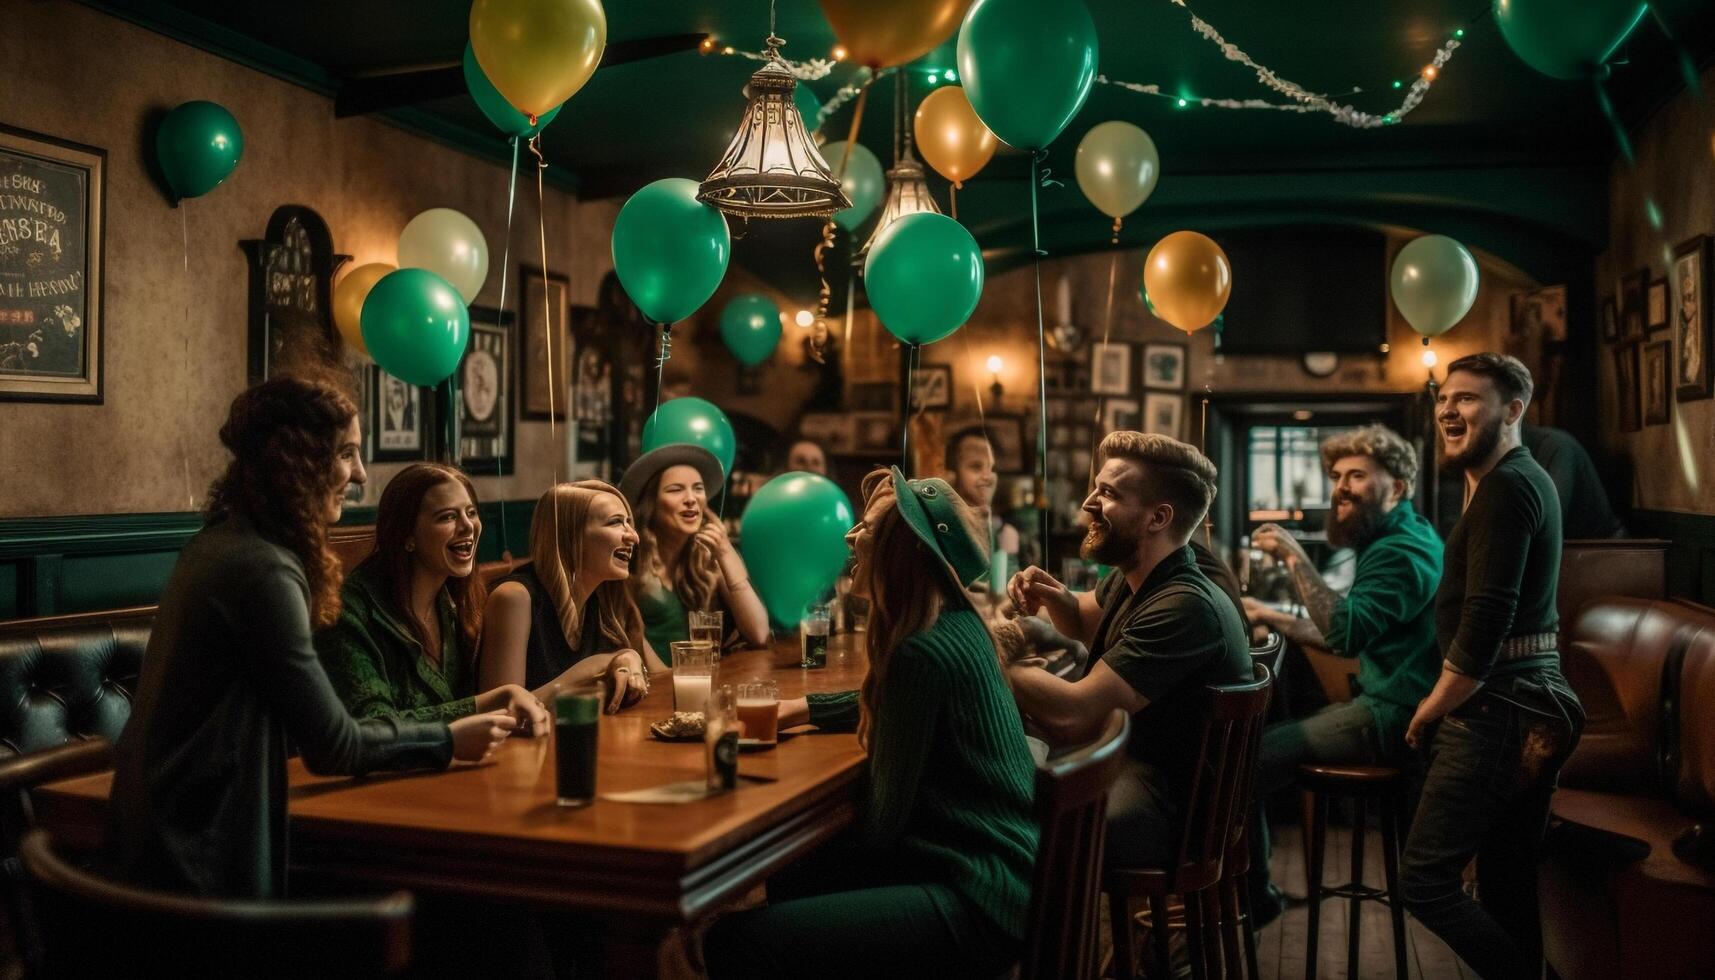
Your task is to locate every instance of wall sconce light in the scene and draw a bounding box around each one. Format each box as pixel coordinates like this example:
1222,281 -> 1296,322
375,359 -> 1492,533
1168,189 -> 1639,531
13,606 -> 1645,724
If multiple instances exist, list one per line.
986,354 -> 1004,405
795,309 -> 815,328
1421,345 -> 1439,386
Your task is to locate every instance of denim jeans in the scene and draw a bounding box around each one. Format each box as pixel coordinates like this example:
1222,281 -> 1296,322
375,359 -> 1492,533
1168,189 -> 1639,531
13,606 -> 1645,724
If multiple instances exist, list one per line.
1399,670 -> 1583,980
1248,700 -> 1384,902
1104,758 -> 1182,868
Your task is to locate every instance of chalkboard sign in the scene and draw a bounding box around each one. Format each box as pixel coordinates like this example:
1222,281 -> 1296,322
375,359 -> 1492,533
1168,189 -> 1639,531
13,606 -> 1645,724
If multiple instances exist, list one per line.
0,124 -> 104,403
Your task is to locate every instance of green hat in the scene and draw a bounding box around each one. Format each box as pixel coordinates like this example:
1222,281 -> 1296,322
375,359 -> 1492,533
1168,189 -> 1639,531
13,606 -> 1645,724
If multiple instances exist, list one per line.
889,466 -> 989,590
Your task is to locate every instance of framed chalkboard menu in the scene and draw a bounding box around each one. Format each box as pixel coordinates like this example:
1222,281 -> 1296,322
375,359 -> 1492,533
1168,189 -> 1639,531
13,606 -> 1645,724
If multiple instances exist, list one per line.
0,124 -> 104,403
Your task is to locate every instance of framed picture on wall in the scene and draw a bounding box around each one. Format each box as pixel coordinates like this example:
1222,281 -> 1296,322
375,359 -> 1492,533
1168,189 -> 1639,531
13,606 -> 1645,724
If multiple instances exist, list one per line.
372,366 -> 429,462
1648,279 -> 1670,332
1621,270 -> 1648,343
1601,296 -> 1618,343
459,306 -> 513,474
1090,342 -> 1132,395
983,415 -> 1027,474
911,364 -> 952,410
519,265 -> 571,420
570,306 -> 612,423
0,124 -> 105,403
1673,234 -> 1712,401
1643,341 -> 1671,425
1613,344 -> 1641,432
1142,342 -> 1187,391
1144,393 -> 1183,440
1101,398 -> 1141,433
850,412 -> 898,453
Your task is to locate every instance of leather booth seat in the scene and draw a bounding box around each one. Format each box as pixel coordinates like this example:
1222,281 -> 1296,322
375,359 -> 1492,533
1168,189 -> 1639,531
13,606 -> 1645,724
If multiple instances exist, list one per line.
1543,597 -> 1715,980
0,609 -> 147,760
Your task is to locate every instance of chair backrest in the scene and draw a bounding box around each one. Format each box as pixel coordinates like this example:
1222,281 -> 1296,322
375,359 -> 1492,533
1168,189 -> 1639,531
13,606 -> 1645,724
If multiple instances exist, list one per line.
1019,709 -> 1131,980
0,608 -> 148,759
1170,663 -> 1273,883
19,830 -> 415,978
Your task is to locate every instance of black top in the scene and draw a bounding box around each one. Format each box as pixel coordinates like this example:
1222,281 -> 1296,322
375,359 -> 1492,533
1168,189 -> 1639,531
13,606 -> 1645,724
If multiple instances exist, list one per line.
1090,546 -> 1252,792
108,517 -> 453,899
1521,425 -> 1624,539
494,563 -> 605,691
1436,445 -> 1564,680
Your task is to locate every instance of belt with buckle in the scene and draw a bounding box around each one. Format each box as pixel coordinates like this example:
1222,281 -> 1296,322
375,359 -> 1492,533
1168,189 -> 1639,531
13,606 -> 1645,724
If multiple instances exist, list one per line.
1499,631 -> 1558,660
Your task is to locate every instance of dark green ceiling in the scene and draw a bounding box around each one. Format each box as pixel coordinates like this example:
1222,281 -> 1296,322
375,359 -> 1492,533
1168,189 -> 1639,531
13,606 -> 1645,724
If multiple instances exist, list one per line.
84,0 -> 1715,284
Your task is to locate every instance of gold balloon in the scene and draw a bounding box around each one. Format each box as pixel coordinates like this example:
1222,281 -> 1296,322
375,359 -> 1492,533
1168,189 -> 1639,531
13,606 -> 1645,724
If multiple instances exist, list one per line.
333,263 -> 395,357
1143,232 -> 1232,334
913,86 -> 997,188
470,0 -> 607,118
818,0 -> 973,69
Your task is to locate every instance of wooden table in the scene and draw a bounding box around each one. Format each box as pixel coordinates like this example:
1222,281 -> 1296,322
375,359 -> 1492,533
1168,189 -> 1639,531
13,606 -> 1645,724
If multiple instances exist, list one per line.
36,634 -> 870,974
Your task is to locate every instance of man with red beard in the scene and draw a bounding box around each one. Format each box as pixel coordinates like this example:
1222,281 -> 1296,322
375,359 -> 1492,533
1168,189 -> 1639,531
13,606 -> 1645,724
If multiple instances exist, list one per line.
1240,425 -> 1443,924
1005,432 -> 1249,868
1401,353 -> 1584,979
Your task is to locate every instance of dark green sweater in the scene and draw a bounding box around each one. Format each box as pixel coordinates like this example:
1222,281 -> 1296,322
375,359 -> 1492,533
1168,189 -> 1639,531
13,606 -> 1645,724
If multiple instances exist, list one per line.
805,608 -> 1039,939
316,561 -> 478,724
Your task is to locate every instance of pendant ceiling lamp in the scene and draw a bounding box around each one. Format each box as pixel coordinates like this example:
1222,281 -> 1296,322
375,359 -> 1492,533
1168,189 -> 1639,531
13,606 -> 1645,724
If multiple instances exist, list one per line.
698,7 -> 849,221
861,73 -> 943,255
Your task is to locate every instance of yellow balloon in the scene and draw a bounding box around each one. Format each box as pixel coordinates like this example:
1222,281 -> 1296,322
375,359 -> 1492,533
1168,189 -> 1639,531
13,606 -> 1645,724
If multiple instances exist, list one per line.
470,0 -> 607,118
1143,232 -> 1232,334
913,86 -> 997,188
818,0 -> 973,69
333,263 -> 395,357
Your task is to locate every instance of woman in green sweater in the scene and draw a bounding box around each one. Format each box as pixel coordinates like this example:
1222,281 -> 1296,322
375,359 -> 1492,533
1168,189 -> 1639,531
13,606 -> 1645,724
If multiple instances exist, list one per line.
317,463 -> 549,731
703,468 -> 1039,978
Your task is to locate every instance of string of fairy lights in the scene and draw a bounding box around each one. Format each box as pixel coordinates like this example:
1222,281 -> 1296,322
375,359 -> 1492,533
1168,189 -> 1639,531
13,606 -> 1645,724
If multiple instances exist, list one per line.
705,0 -> 1476,133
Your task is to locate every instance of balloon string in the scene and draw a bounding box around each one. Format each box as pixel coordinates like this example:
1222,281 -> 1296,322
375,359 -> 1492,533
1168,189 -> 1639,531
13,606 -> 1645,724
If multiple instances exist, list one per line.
1592,75 -> 1635,165
812,219 -> 836,364
492,137 -> 521,553
180,206 -> 194,512
838,83 -> 872,177
958,322 -> 987,430
949,184 -> 958,222
528,135 -> 559,492
1093,247 -> 1120,485
1030,149 -> 1051,572
1111,217 -> 1122,246
654,322 -> 672,413
902,343 -> 919,474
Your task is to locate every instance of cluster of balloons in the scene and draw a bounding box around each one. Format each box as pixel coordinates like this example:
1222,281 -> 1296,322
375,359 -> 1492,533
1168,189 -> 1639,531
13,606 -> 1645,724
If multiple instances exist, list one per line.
719,294 -> 783,367
156,101 -> 243,205
1390,235 -> 1480,341
1494,0 -> 1647,80
611,178 -> 731,324
332,208 -> 491,387
468,0 -> 606,122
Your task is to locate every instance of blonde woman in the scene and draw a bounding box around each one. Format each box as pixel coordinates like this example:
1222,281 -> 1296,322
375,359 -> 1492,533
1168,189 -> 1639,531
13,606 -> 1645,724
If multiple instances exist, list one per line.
619,445 -> 770,661
480,481 -> 665,713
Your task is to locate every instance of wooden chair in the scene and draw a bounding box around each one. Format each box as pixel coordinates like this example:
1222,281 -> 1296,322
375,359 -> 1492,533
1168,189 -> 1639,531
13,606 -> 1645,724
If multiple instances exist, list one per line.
1017,709 -> 1131,980
1214,636 -> 1286,980
19,829 -> 416,978
1105,664 -> 1273,980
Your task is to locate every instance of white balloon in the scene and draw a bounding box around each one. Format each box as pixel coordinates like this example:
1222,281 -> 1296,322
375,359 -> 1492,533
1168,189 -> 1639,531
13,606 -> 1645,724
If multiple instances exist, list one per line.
397,208 -> 489,303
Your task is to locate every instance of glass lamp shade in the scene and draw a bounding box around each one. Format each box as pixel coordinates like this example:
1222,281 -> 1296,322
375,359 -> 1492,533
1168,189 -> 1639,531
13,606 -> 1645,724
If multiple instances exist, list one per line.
860,149 -> 943,255
698,50 -> 850,220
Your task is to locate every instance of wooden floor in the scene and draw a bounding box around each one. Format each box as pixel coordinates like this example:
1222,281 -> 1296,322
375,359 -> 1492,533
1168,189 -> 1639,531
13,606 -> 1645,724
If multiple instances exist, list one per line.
1096,818 -> 1472,980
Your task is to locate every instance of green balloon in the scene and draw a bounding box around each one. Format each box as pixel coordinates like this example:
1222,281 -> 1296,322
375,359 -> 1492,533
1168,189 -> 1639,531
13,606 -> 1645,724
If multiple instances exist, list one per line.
739,472 -> 855,625
642,397 -> 737,478
1390,235 -> 1480,339
957,0 -> 1098,149
156,101 -> 243,203
1495,0 -> 1647,79
360,268 -> 470,387
820,140 -> 884,231
611,178 -> 731,323
863,212 -> 985,345
793,83 -> 824,132
464,44 -> 561,138
719,293 -> 782,367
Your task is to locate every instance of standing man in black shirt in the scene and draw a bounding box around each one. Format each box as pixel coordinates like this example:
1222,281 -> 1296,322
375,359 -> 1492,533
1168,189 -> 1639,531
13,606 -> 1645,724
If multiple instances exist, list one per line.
1401,353 -> 1585,979
1006,431 -> 1250,867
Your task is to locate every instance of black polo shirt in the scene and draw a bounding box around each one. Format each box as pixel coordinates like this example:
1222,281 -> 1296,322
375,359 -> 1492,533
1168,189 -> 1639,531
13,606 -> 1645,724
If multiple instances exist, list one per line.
1091,545 -> 1252,791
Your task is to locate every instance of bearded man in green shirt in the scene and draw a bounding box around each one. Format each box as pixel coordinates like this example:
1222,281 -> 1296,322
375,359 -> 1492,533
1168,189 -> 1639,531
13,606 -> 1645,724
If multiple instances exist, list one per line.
1241,424 -> 1443,924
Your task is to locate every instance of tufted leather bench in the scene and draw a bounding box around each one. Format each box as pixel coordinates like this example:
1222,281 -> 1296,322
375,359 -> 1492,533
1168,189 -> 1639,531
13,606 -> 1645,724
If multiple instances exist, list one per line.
1542,596 -> 1715,980
0,608 -> 148,759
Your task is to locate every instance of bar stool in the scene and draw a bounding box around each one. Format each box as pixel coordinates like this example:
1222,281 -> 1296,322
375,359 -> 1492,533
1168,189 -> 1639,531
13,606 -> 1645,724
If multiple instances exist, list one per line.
1299,764 -> 1409,980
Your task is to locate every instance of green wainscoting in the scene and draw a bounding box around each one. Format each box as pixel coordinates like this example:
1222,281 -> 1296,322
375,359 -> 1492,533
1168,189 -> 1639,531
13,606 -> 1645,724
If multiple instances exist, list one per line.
0,500 -> 537,619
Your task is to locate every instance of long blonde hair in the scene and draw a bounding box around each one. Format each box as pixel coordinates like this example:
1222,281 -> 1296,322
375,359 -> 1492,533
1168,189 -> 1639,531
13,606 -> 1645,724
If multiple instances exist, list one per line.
629,469 -> 722,613
856,469 -> 999,747
528,481 -> 646,655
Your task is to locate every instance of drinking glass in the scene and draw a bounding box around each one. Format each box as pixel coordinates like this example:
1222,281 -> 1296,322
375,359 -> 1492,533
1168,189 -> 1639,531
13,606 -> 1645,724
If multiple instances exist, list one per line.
800,605 -> 831,669
671,640 -> 716,713
553,685 -> 601,808
704,685 -> 738,791
735,679 -> 780,743
688,610 -> 724,657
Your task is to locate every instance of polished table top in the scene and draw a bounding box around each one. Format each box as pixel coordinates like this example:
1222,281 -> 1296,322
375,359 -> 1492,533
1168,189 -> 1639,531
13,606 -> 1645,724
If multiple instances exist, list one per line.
37,634 -> 870,922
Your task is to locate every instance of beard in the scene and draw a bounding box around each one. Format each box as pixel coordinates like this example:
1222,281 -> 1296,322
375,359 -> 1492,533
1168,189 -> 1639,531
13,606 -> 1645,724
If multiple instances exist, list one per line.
1440,414 -> 1502,473
1081,516 -> 1139,567
1327,490 -> 1386,551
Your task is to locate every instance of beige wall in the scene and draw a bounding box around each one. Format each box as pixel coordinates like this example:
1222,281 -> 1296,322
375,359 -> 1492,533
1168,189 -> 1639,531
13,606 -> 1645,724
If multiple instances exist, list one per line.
0,2 -> 615,518
1597,61 -> 1715,516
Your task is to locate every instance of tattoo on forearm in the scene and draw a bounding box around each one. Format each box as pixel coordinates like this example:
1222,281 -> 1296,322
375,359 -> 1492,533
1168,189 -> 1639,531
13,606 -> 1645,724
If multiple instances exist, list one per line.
1290,560 -> 1340,635
1277,615 -> 1327,648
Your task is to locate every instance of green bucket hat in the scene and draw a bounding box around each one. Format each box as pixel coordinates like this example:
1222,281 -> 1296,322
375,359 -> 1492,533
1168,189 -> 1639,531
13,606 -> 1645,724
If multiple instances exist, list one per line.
889,466 -> 989,590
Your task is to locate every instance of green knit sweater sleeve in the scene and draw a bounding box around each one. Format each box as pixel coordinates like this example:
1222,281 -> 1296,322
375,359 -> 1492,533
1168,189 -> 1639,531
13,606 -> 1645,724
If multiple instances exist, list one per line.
806,691 -> 860,732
